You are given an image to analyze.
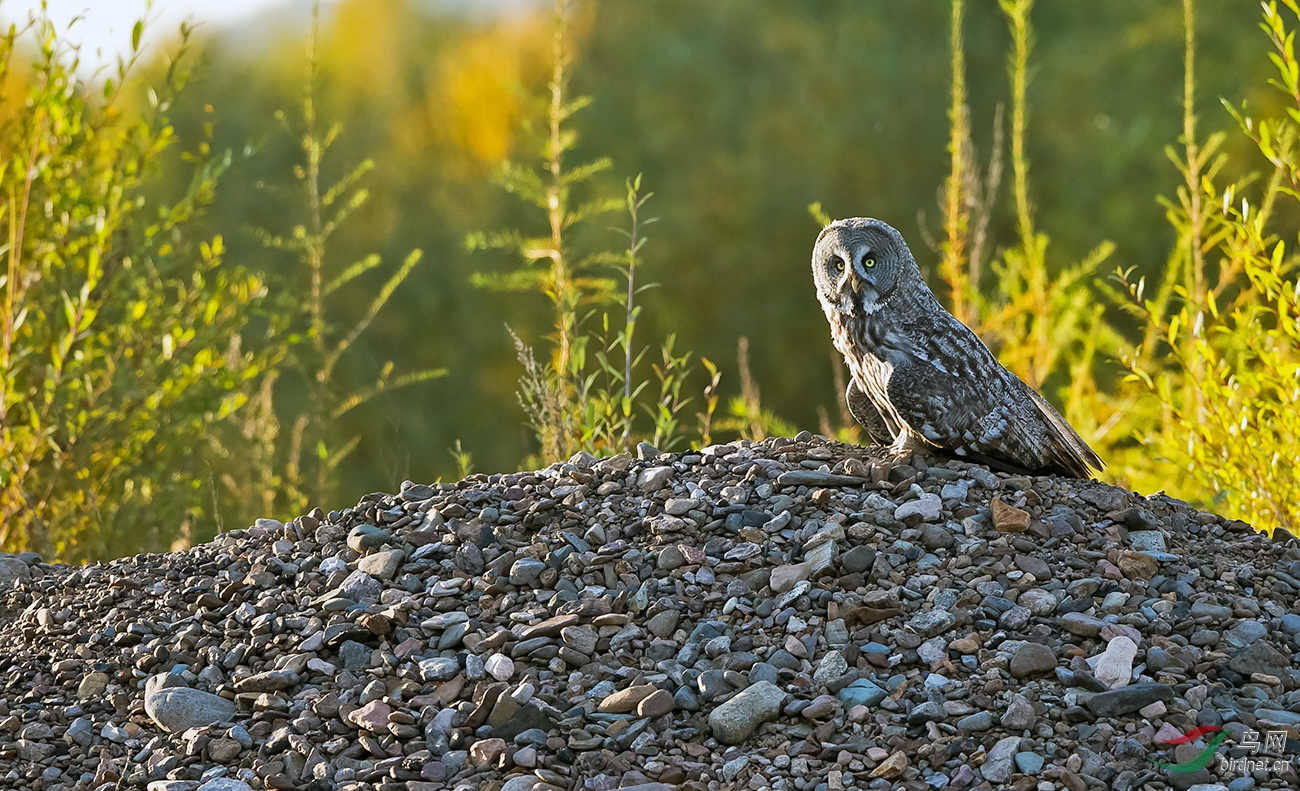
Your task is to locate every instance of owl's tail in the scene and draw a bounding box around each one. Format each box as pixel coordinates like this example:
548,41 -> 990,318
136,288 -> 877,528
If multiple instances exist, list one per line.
1024,386 -> 1105,479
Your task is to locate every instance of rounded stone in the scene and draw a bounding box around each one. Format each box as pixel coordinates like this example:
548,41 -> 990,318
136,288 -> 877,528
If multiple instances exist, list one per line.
144,687 -> 236,733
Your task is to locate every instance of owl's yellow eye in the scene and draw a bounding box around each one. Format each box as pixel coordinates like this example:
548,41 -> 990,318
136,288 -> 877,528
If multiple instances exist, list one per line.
864,257 -> 877,268
833,258 -> 845,272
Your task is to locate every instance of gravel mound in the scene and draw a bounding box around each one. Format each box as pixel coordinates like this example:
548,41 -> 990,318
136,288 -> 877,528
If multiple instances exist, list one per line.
1,435 -> 1299,791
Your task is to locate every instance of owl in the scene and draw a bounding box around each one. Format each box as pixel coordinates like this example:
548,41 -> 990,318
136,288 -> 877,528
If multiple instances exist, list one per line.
811,217 -> 1103,479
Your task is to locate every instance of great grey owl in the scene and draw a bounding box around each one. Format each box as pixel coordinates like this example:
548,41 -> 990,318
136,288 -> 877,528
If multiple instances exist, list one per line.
811,217 -> 1103,479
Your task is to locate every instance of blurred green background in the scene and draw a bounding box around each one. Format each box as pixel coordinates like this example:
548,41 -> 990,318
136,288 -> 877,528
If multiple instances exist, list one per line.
164,0 -> 1264,477
2,0 -> 1290,558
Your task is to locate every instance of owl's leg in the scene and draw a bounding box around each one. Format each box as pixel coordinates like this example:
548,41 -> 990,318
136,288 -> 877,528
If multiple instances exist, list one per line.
887,431 -> 927,459
845,378 -> 893,446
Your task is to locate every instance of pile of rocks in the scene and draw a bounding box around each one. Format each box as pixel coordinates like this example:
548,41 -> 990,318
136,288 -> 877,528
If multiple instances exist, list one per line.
1,434 -> 1298,791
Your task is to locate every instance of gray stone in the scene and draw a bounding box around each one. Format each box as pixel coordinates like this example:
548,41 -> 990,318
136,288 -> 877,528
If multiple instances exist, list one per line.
336,569 -> 382,603
1014,752 -> 1044,774
839,545 -> 876,574
65,716 -> 94,747
508,558 -> 546,587
894,494 -> 942,522
957,711 -> 993,731
346,524 -> 390,553
1129,530 -> 1167,552
908,609 -> 956,637
1085,683 -> 1174,718
1002,693 -> 1036,730
708,680 -> 786,744
1089,635 -> 1138,689
197,780 -> 254,791
419,657 -> 461,682
232,669 -> 299,693
560,625 -> 598,656
1224,619 -> 1268,649
812,650 -> 849,687
775,470 -> 869,487
144,687 -> 236,733
983,736 -> 1021,783
646,610 -> 679,638
1009,642 -> 1056,678
1226,639 -> 1290,677
338,640 -> 372,670
906,701 -> 946,725
357,548 -> 404,580
657,545 -> 686,571
1254,709 -> 1300,726
637,466 -> 674,490
1280,613 -> 1300,636
0,556 -> 31,586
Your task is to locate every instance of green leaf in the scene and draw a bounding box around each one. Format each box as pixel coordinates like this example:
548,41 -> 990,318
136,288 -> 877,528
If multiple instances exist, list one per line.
325,254 -> 382,296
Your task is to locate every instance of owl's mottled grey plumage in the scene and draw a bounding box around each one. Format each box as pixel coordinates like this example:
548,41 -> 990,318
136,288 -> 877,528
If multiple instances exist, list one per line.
812,217 -> 1103,479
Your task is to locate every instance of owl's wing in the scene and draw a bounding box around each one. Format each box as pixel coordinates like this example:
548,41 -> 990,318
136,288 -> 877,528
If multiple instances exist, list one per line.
845,377 -> 893,446
1020,383 -> 1106,477
884,320 -> 1102,478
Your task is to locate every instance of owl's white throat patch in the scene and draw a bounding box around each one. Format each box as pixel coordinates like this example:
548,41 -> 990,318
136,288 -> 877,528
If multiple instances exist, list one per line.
856,286 -> 885,315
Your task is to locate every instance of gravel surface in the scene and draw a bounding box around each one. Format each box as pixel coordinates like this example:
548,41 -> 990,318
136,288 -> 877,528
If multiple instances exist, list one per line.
1,434 -> 1298,791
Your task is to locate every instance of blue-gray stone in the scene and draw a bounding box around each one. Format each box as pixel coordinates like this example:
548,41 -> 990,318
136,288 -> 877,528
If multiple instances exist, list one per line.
1255,709 -> 1300,726
514,728 -> 549,746
1224,619 -> 1268,649
749,662 -> 779,685
338,640 -> 372,671
836,679 -> 887,709
697,669 -> 731,700
1014,752 -> 1043,774
418,657 -> 460,682
689,621 -> 727,642
956,711 -> 993,731
561,532 -> 590,553
1280,613 -> 1300,636
1128,531 -> 1166,553
767,649 -> 801,670
346,524 -> 391,552
673,686 -> 700,711
437,622 -> 467,650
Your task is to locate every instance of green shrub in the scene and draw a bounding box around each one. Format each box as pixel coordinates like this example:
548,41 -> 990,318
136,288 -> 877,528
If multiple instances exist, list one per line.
234,1 -> 444,515
471,0 -> 716,464
1116,0 -> 1300,534
0,14 -> 277,560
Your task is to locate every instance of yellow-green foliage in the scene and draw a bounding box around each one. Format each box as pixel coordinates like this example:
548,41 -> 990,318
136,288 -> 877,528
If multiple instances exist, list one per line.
937,0 -> 1298,534
0,17 -> 276,560
1116,0 -> 1300,534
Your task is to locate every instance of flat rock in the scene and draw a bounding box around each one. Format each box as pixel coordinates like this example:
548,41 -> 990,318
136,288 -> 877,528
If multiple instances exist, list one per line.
992,499 -> 1031,532
776,470 -> 869,487
1085,682 -> 1175,717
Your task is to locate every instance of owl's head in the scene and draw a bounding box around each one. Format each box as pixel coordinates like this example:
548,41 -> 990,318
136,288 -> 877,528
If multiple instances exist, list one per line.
811,217 -> 921,316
